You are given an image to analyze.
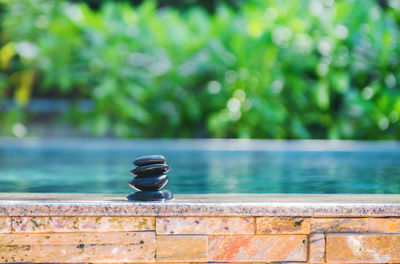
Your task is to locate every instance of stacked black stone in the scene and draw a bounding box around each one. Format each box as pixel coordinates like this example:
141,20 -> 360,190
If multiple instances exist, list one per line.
127,155 -> 173,201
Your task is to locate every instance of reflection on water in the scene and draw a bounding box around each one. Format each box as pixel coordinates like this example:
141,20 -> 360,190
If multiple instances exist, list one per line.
0,146 -> 400,194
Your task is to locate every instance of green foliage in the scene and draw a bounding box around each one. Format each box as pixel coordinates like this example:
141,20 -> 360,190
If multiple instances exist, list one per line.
1,0 -> 400,139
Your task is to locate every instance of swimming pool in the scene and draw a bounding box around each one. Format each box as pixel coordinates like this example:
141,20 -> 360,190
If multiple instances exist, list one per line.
1,139 -> 400,194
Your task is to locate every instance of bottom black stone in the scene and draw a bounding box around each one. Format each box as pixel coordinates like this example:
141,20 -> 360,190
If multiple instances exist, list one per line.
126,190 -> 173,201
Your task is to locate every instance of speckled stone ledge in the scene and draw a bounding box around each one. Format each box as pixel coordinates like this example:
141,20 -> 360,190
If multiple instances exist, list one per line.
1,193 -> 400,217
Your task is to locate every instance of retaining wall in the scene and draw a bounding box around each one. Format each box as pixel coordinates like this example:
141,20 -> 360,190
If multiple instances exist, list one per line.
1,193 -> 400,263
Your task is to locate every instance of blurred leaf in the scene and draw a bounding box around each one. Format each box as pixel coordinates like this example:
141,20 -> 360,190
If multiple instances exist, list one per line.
13,70 -> 34,106
315,81 -> 330,110
0,42 -> 15,69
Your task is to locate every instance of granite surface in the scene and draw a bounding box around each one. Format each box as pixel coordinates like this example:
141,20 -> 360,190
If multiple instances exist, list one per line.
0,193 -> 400,217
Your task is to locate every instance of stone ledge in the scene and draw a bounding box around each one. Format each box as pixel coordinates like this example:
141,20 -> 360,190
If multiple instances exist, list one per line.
1,193 -> 400,217
0,200 -> 400,263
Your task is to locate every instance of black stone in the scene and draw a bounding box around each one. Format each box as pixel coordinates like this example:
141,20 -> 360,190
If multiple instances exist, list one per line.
126,190 -> 173,201
130,164 -> 170,177
129,174 -> 168,191
128,154 -> 173,202
133,155 -> 166,166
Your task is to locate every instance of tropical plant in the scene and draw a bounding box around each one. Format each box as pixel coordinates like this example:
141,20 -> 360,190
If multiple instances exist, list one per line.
0,0 -> 399,139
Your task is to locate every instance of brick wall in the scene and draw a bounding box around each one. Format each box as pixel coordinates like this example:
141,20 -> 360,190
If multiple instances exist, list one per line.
1,216 -> 400,263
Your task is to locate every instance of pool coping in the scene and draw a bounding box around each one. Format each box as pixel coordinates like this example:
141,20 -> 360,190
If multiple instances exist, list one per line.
2,137 -> 400,151
1,193 -> 400,217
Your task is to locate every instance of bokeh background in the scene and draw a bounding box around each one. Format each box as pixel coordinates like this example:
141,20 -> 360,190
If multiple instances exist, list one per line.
1,0 -> 400,139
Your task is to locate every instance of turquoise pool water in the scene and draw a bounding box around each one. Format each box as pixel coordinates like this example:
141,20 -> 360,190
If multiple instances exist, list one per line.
1,139 -> 400,194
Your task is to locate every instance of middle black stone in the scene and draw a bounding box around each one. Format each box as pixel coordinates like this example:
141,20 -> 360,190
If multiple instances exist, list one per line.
130,164 -> 170,177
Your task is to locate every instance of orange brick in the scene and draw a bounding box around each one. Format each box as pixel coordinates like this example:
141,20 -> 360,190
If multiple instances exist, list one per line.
0,231 -> 155,262
0,217 -> 10,233
368,218 -> 400,233
0,244 -> 155,263
79,216 -> 155,231
309,234 -> 325,263
156,235 -> 207,262
256,217 -> 310,234
208,235 -> 307,262
91,263 -> 191,264
326,234 -> 400,263
311,218 -> 367,233
156,217 -> 207,234
156,217 -> 254,235
208,217 -> 254,235
0,231 -> 152,245
12,216 -> 154,232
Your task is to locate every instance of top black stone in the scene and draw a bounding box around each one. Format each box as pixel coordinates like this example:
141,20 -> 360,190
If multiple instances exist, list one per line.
133,155 -> 166,166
